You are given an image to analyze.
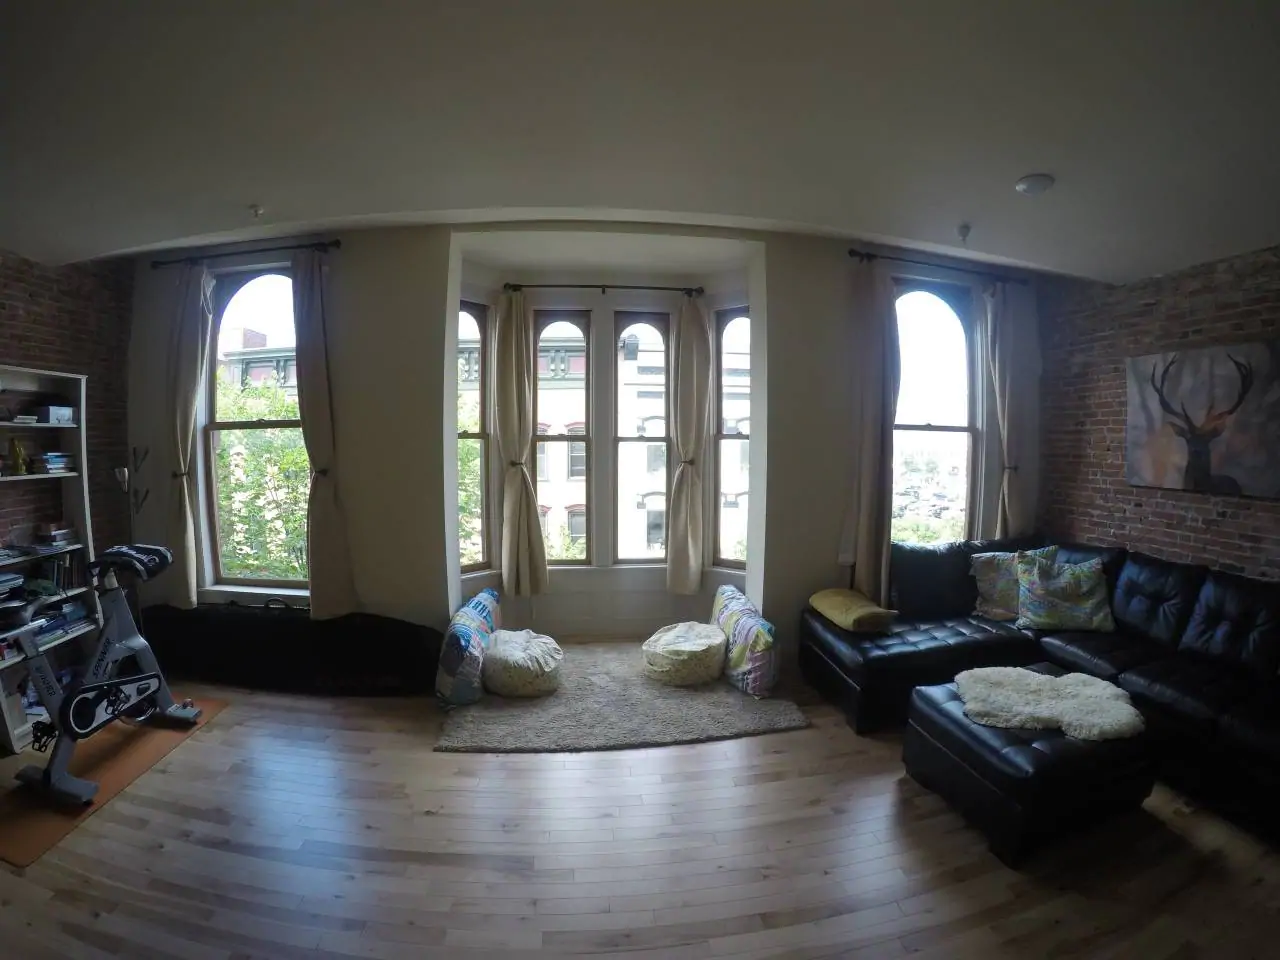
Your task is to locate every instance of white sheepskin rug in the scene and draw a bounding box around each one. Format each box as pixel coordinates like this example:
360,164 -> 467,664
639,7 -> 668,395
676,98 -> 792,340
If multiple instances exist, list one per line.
954,667 -> 1145,741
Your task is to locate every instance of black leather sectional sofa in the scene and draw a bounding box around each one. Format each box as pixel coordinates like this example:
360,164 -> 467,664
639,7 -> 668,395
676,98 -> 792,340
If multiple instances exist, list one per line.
799,538 -> 1280,832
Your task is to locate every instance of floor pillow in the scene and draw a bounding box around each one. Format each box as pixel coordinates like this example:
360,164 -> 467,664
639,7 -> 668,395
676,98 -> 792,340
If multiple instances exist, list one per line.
642,622 -> 727,686
435,588 -> 501,708
712,585 -> 779,697
483,629 -> 564,697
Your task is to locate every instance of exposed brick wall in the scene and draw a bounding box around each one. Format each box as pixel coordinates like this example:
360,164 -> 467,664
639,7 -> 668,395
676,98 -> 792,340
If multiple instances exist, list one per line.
1039,245 -> 1280,580
0,250 -> 133,553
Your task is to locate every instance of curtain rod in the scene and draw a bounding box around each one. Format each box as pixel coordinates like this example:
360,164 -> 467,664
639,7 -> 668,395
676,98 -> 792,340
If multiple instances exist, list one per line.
150,239 -> 341,269
848,248 -> 1028,286
503,282 -> 704,297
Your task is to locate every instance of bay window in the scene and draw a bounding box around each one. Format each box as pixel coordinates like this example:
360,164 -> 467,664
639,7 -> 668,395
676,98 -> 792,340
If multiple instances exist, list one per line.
616,313 -> 669,562
535,312 -> 590,563
714,308 -> 751,567
456,302 -> 488,570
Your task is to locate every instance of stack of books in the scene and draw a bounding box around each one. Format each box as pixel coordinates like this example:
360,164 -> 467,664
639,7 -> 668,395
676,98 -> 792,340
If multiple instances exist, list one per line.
34,525 -> 77,552
30,452 -> 74,474
10,415 -> 38,425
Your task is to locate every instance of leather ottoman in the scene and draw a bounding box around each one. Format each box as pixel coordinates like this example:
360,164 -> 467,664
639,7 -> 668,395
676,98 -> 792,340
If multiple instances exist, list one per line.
902,663 -> 1155,865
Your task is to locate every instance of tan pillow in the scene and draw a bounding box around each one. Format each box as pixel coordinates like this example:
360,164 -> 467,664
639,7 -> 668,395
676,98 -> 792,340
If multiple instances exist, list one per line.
809,589 -> 897,632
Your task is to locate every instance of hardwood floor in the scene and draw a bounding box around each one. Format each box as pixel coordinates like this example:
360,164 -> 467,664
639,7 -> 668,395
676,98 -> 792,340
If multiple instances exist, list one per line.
0,684 -> 1277,959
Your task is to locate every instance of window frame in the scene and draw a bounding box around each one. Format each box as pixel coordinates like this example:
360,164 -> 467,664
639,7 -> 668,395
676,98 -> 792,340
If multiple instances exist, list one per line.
534,310 -> 592,565
457,300 -> 490,572
891,280 -> 978,543
713,306 -> 750,569
203,269 -> 308,589
614,311 -> 670,564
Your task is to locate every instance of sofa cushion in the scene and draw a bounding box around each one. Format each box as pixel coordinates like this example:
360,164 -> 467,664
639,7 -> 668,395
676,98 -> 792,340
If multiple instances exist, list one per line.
1053,544 -> 1128,594
801,609 -> 1035,687
1111,552 -> 1207,647
971,546 -> 1058,621
1039,630 -> 1166,681
1178,570 -> 1280,679
1015,556 -> 1116,632
1219,686 -> 1280,765
890,536 -> 1040,621
1117,657 -> 1256,737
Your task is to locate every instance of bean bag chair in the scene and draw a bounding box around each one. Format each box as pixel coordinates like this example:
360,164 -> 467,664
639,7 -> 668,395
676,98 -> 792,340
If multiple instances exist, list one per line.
483,629 -> 564,697
642,622 -> 727,686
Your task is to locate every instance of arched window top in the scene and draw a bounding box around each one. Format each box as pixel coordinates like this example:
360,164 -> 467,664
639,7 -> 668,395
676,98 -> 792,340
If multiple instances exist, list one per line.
458,310 -> 481,344
217,273 -> 293,359
895,290 -> 968,428
617,321 -> 664,350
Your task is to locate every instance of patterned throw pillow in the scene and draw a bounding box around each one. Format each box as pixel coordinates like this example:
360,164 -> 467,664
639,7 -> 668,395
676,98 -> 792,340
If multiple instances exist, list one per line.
971,546 -> 1058,621
436,588 -> 502,708
1014,556 -> 1115,632
712,585 -> 779,697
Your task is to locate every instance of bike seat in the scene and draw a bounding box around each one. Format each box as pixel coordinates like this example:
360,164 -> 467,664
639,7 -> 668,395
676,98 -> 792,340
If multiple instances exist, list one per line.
89,545 -> 173,582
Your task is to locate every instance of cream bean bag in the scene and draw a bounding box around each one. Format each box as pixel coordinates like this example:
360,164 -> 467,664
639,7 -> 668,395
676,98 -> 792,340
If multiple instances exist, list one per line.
482,629 -> 564,697
642,622 -> 727,686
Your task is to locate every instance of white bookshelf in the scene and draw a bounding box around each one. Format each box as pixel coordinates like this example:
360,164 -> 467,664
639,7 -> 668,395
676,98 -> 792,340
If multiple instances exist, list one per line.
0,363 -> 101,754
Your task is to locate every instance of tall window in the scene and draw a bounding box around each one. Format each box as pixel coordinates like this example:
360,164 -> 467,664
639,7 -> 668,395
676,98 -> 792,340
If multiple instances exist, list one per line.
715,308 -> 751,566
616,313 -> 669,561
457,303 -> 488,570
535,312 -> 590,563
206,273 -> 310,585
892,287 -> 974,544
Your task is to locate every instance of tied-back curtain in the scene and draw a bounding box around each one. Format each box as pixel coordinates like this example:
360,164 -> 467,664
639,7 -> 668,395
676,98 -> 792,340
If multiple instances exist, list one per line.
293,250 -> 359,618
983,281 -> 1042,537
494,290 -> 548,596
667,295 -> 713,594
837,262 -> 900,606
165,265 -> 215,609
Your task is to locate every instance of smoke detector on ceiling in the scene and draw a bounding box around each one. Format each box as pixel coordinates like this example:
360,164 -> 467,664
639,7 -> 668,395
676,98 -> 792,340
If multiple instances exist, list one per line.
1015,173 -> 1055,196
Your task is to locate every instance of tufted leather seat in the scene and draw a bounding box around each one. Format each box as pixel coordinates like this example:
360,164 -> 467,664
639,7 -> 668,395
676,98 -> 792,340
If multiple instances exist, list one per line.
1039,630 -> 1164,681
1117,656 -> 1256,738
1176,570 -> 1280,678
903,665 -> 1155,863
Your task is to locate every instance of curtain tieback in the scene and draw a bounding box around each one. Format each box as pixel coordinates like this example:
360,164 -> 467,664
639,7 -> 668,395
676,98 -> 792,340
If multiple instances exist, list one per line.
314,467 -> 330,478
508,460 -> 525,467
1003,464 -> 1020,473
679,459 -> 695,465
171,470 -> 189,479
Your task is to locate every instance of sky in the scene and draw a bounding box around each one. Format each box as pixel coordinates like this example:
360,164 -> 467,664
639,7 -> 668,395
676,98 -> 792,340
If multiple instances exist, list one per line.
218,274 -> 295,356
894,291 -> 967,425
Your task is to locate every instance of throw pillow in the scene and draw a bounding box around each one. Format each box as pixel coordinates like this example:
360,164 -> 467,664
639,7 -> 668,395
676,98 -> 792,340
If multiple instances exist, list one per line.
971,546 -> 1058,621
711,585 -> 779,697
1014,556 -> 1116,632
808,588 -> 897,632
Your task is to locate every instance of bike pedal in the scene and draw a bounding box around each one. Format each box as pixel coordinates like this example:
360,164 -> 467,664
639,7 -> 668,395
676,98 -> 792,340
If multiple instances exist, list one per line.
30,720 -> 58,753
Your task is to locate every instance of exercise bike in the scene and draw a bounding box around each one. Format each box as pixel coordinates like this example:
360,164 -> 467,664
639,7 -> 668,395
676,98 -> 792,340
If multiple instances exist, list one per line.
11,544 -> 200,805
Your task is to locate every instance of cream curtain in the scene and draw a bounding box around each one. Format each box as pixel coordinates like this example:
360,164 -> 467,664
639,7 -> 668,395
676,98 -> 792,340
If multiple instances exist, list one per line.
165,265 -> 215,609
495,290 -> 548,596
293,250 -> 359,618
837,262 -> 900,606
667,295 -> 713,594
982,281 -> 1042,537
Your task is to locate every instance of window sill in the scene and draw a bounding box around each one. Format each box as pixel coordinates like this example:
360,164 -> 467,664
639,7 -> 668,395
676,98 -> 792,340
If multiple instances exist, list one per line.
197,584 -> 310,607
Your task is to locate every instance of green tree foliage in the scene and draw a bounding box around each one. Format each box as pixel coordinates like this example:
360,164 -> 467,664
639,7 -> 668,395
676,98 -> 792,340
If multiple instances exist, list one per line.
457,392 -> 485,566
213,369 -> 310,581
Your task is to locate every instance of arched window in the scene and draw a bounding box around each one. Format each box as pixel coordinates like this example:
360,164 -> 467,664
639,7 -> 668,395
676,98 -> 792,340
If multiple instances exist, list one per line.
205,272 -> 309,585
616,314 -> 668,561
892,287 -> 973,544
536,313 -> 590,562
456,303 -> 488,570
715,310 -> 750,565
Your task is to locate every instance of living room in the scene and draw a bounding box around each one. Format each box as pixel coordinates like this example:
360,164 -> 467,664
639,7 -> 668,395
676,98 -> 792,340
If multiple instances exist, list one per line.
0,2 -> 1278,957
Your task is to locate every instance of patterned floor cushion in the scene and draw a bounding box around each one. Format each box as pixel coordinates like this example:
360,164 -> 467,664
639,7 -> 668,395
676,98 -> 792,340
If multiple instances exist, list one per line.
483,629 -> 564,697
642,622 -> 727,686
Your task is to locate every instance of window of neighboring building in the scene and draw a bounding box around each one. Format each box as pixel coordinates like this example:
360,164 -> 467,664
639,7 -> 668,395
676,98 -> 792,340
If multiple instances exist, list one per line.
715,308 -> 750,566
567,506 -> 587,547
892,286 -> 974,545
538,504 -> 550,537
535,313 -> 590,563
206,272 -> 309,586
567,423 -> 587,478
456,303 -> 488,570
616,313 -> 668,562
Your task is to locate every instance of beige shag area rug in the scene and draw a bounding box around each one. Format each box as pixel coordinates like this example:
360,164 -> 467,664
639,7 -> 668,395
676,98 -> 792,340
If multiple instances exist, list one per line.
435,642 -> 809,753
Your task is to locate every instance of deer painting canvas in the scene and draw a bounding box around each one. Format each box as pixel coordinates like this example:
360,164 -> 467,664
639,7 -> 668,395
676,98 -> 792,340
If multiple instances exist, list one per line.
1126,342 -> 1280,498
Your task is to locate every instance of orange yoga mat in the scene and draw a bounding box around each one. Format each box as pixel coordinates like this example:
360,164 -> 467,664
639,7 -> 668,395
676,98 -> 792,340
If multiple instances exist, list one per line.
0,698 -> 226,868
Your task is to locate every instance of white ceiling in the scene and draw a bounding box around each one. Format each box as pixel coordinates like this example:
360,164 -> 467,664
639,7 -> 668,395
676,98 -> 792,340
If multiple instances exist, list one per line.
3,1 -> 1279,281
459,231 -> 755,274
